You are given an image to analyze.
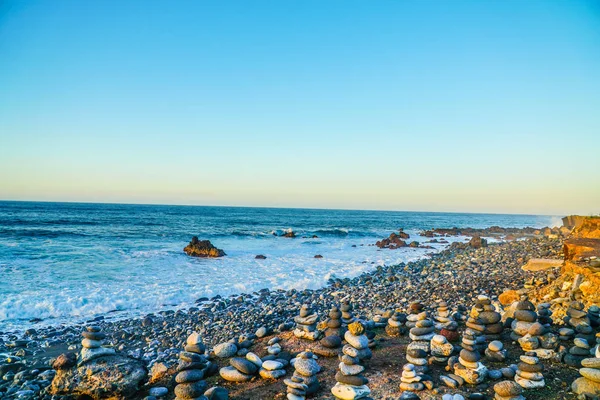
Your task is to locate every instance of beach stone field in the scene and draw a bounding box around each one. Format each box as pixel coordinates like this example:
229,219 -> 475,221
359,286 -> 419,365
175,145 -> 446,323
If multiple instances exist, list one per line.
1,222 -> 599,400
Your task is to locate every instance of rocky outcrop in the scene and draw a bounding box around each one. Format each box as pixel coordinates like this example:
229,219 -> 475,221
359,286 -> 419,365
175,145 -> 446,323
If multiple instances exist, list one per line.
528,216 -> 600,323
375,232 -> 407,249
450,236 -> 488,250
184,237 -> 226,257
50,354 -> 147,399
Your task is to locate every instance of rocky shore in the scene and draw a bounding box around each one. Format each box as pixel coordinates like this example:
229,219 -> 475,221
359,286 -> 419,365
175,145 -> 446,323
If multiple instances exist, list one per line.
2,221 -> 599,400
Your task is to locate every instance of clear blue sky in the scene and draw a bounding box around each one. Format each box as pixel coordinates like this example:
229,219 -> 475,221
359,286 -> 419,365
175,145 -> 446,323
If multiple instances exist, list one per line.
1,0 -> 599,215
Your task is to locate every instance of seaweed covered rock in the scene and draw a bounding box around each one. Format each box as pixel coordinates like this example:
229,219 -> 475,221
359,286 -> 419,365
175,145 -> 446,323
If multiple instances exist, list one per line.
184,237 -> 226,257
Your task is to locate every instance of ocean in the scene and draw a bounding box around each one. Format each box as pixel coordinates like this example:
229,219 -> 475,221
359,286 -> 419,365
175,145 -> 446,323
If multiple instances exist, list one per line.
0,201 -> 557,332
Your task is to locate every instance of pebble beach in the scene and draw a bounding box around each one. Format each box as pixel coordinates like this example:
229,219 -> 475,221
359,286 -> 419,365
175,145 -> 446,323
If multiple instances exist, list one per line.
4,231 -> 589,400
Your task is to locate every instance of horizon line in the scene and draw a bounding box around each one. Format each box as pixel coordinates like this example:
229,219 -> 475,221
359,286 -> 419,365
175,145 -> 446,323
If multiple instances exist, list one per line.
0,198 -> 561,218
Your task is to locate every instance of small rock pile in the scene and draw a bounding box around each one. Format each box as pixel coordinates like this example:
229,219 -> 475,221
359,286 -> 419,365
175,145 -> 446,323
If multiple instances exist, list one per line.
485,340 -> 507,363
407,312 -> 435,373
440,320 -> 460,343
565,337 -> 593,368
219,354 -> 258,382
285,351 -> 320,399
260,357 -> 287,380
515,353 -> 545,389
571,346 -> 600,396
385,311 -> 407,337
589,305 -> 600,328
79,325 -> 115,365
537,303 -> 553,325
372,308 -> 392,328
434,301 -> 453,329
510,300 -> 537,341
406,302 -> 424,328
332,323 -> 371,400
430,334 -> 454,365
325,305 -> 344,337
314,307 -> 343,357
174,333 -> 210,400
293,304 -> 321,341
341,300 -> 356,327
399,363 -> 425,392
471,295 -> 503,340
344,321 -> 372,361
453,304 -> 468,323
453,348 -> 488,385
494,380 -> 525,400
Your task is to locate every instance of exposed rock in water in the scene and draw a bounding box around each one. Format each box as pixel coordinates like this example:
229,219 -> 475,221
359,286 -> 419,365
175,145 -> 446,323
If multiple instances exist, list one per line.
469,235 -> 487,248
255,254 -> 267,259
376,232 -> 407,249
450,235 -> 488,250
184,237 -> 226,257
281,231 -> 296,238
50,354 -> 147,399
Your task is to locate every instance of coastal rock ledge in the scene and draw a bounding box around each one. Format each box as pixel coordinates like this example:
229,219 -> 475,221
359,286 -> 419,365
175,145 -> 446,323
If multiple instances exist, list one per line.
50,354 -> 147,399
184,236 -> 226,257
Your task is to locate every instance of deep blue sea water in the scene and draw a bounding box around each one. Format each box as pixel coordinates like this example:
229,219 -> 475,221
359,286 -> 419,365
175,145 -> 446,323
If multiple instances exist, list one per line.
0,201 -> 558,332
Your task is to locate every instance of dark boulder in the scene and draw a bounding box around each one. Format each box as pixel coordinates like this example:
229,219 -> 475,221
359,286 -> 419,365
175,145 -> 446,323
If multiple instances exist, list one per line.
184,237 -> 226,257
52,352 -> 77,370
255,255 -> 267,259
469,236 -> 488,249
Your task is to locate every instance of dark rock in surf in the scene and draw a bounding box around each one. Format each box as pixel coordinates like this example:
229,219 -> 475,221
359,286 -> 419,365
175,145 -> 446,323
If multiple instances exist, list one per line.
184,237 -> 226,257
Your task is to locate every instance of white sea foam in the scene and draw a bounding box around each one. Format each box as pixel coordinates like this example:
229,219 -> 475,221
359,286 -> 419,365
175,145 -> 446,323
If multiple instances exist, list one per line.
0,230 -> 466,332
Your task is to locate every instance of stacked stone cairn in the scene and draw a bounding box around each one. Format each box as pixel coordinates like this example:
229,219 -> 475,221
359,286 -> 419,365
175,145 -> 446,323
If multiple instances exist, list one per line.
314,305 -> 343,357
406,302 -> 424,328
430,334 -> 454,365
293,304 -> 321,341
571,345 -> 600,396
493,380 -> 525,400
485,340 -> 507,363
175,333 -> 210,400
345,321 -> 372,361
365,325 -> 377,349
514,353 -> 545,389
463,317 -> 487,354
385,311 -> 407,337
537,303 -> 553,325
79,325 -> 115,365
285,351 -> 320,399
440,320 -> 460,343
340,300 -> 356,327
472,295 -> 503,340
566,337 -> 594,368
372,308 -> 392,328
452,338 -> 488,385
559,327 -> 575,343
399,363 -> 425,393
453,305 -> 468,323
510,300 -> 537,341
407,312 -> 435,374
258,338 -> 289,379
332,322 -> 372,400
434,301 -> 453,330
588,305 -> 600,329
219,353 -> 258,382
566,301 -> 595,343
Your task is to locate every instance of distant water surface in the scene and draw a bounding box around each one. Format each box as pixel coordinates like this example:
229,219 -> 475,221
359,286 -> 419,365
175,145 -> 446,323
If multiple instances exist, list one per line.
0,201 -> 556,332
